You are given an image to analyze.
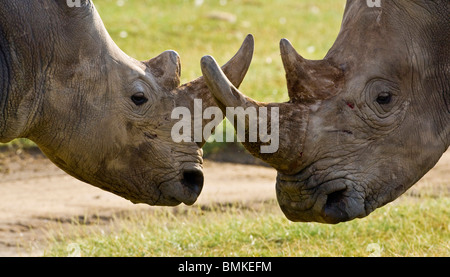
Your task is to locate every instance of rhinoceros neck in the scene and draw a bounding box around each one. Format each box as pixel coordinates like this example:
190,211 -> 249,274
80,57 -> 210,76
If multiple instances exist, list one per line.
0,1 -> 120,142
0,3 -> 36,141
0,26 -> 11,141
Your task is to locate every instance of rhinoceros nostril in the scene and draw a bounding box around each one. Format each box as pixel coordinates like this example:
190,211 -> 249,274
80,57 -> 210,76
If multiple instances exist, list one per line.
182,169 -> 204,196
326,188 -> 347,207
323,187 -> 351,224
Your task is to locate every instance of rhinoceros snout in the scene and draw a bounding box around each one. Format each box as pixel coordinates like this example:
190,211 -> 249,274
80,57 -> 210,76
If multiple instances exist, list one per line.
156,168 -> 204,206
181,169 -> 204,200
276,177 -> 367,224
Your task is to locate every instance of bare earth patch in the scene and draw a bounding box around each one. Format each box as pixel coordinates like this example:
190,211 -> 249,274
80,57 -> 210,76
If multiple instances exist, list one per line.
0,149 -> 277,256
0,149 -> 448,256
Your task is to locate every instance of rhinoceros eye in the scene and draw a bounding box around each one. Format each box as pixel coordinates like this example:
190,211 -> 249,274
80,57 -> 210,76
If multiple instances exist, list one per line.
376,91 -> 392,105
131,92 -> 148,106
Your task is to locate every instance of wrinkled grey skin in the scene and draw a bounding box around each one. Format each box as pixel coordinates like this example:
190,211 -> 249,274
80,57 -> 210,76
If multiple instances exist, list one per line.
0,1 -> 253,206
202,0 -> 449,223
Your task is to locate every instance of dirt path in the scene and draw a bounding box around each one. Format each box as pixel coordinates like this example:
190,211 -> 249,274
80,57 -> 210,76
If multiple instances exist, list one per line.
0,150 -> 277,256
0,149 -> 448,256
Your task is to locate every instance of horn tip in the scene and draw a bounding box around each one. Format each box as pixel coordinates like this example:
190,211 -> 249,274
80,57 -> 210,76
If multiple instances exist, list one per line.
280,38 -> 305,63
200,55 -> 217,69
244,33 -> 254,44
241,34 -> 255,54
280,38 -> 291,46
280,38 -> 295,53
200,55 -> 223,84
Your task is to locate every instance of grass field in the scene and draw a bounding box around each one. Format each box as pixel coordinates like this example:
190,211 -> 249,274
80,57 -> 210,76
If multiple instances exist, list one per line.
44,197 -> 449,257
96,0 -> 346,103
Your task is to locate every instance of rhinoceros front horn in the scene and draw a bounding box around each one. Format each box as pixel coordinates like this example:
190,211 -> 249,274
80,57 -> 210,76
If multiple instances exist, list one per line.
201,54 -> 309,175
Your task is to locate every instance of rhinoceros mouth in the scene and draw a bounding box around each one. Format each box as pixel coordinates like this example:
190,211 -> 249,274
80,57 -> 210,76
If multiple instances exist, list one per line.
276,175 -> 366,224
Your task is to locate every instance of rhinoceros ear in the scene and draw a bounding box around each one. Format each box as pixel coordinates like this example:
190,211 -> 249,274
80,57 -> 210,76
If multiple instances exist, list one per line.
143,50 -> 181,91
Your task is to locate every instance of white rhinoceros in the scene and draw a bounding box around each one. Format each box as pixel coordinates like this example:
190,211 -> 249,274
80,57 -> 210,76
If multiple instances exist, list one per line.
202,0 -> 449,223
0,0 -> 254,206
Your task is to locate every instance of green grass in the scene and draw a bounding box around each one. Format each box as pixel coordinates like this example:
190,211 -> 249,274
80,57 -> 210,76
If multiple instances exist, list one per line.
43,196 -> 449,257
96,0 -> 345,103
0,138 -> 36,150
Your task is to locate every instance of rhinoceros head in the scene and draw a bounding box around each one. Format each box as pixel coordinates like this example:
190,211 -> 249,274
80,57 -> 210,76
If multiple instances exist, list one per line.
0,1 -> 253,206
202,0 -> 449,223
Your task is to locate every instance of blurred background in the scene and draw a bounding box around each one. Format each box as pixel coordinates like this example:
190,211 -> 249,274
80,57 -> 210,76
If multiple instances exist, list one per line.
98,0 -> 345,102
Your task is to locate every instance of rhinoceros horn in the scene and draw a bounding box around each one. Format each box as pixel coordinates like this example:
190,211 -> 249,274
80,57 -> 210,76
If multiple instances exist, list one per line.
174,34 -> 255,147
280,38 -> 344,103
201,38 -> 346,174
201,48 -> 309,174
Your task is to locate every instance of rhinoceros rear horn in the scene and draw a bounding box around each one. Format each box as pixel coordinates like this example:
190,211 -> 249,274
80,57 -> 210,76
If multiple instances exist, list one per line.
175,34 -> 254,100
280,38 -> 345,103
144,50 -> 181,91
219,34 -> 255,89
172,35 -> 254,147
